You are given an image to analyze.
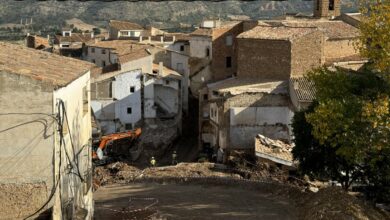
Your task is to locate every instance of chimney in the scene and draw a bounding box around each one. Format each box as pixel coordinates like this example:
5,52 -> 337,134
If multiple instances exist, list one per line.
158,62 -> 163,76
172,35 -> 176,42
90,31 -> 94,38
160,36 -> 164,43
139,36 -> 143,42
148,36 -> 151,43
27,33 -> 30,36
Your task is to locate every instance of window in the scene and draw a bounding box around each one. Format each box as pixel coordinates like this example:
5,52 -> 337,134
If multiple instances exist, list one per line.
180,45 -> 185,51
91,48 -> 95,53
316,0 -> 320,10
91,59 -> 95,64
102,61 -> 106,67
62,44 -> 69,48
127,107 -> 132,114
226,56 -> 232,68
203,94 -> 208,100
125,123 -> 133,130
206,48 -> 210,57
101,49 -> 106,54
64,32 -> 70,37
165,80 -> 170,85
130,86 -> 135,93
329,0 -> 334,10
82,86 -> 88,115
226,35 -> 233,46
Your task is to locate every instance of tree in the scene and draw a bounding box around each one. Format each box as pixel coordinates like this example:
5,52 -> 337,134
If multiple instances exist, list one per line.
357,0 -> 390,73
292,68 -> 390,191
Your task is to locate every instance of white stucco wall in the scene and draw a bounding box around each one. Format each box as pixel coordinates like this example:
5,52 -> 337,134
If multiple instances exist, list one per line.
0,71 -> 93,219
228,106 -> 294,149
91,69 -> 142,134
144,76 -> 180,117
52,71 -> 93,219
230,107 -> 293,126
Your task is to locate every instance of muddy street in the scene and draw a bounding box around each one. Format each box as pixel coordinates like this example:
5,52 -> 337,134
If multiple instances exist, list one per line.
94,182 -> 297,220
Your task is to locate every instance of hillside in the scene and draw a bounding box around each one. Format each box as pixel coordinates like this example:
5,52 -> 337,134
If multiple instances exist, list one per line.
0,0 -> 358,31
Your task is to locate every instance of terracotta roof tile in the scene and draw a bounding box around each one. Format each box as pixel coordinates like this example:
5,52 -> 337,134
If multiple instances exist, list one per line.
109,20 -> 144,30
86,40 -> 152,64
281,20 -> 359,40
0,42 -> 95,88
237,25 -> 319,41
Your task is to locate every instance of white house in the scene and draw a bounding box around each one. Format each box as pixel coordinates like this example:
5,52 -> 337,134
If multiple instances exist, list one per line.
91,69 -> 143,134
0,42 -> 94,219
108,20 -> 145,39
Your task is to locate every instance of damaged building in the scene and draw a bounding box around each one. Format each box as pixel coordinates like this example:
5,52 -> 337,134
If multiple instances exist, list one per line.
198,0 -> 362,161
0,42 -> 94,219
83,40 -> 184,140
199,25 -> 324,160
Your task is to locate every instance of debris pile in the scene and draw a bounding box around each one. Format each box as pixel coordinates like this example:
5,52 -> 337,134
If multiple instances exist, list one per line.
130,119 -> 179,164
298,187 -> 390,220
255,134 -> 294,166
93,162 -> 242,188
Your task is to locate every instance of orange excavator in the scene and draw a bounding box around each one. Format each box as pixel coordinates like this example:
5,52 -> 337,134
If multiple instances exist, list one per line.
93,128 -> 142,165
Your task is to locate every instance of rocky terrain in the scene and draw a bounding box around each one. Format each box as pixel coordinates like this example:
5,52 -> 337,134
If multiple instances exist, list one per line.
0,0 -> 358,31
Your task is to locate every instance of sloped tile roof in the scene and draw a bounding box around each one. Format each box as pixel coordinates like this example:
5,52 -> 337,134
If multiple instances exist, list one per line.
0,42 -> 95,88
237,25 -> 319,41
109,20 -> 144,30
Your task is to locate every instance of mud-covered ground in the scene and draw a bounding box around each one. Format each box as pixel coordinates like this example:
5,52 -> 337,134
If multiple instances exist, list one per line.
93,162 -> 390,220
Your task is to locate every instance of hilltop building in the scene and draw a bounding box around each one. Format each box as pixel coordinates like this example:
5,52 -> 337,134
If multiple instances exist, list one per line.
0,42 -> 95,219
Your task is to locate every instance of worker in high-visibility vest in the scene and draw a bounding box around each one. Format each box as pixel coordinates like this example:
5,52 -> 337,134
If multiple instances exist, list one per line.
172,151 -> 178,165
150,156 -> 156,167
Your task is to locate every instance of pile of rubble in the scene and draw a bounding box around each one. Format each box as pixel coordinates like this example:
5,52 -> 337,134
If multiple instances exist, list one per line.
130,119 -> 179,164
298,187 -> 390,220
93,162 -> 241,188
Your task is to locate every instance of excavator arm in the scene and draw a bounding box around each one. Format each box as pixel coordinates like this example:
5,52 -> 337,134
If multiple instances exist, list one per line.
93,128 -> 142,160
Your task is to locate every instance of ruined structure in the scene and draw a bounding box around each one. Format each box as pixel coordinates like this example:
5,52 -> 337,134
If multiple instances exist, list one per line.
197,0 -> 362,160
0,42 -> 94,219
53,28 -> 94,57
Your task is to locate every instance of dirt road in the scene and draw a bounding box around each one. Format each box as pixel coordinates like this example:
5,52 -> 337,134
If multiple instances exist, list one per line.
94,182 -> 297,220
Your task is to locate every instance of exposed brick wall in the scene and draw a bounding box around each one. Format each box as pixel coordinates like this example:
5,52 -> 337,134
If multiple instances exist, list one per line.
237,38 -> 291,80
291,31 -> 325,77
211,22 -> 244,81
324,39 -> 359,60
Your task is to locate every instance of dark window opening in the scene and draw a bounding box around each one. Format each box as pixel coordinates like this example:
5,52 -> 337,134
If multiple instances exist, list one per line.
102,49 -> 106,54
203,94 -> 208,101
206,48 -> 210,57
226,56 -> 232,68
125,123 -> 133,130
64,32 -> 70,37
165,80 -> 170,85
130,86 -> 135,93
102,61 -> 106,67
92,59 -> 95,64
127,107 -> 132,114
180,45 -> 184,51
329,0 -> 334,10
62,44 -> 69,48
316,0 -> 320,10
91,48 -> 95,53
